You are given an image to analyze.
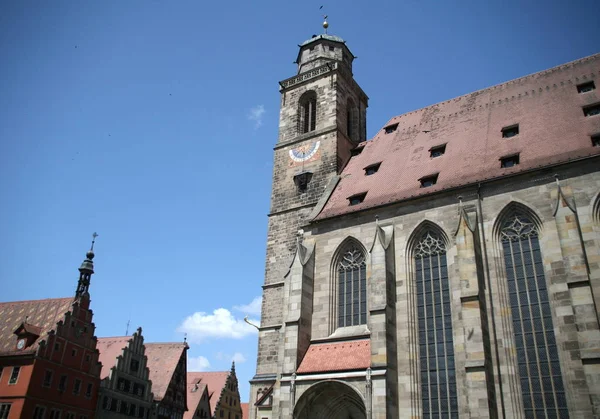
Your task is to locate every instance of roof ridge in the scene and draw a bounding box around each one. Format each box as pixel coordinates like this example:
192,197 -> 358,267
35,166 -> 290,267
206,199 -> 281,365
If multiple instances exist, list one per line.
0,297 -> 73,305
383,52 -> 600,127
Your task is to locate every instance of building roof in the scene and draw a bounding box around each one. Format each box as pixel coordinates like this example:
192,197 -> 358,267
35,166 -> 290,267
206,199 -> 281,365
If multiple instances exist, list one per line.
187,371 -> 229,417
96,336 -> 132,379
296,339 -> 370,374
0,297 -> 74,355
183,375 -> 208,419
145,343 -> 187,401
300,33 -> 345,47
241,402 -> 249,419
315,53 -> 600,220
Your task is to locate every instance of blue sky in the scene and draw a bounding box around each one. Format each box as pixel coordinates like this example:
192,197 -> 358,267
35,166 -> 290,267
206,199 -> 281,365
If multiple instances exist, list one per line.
1,0 -> 598,403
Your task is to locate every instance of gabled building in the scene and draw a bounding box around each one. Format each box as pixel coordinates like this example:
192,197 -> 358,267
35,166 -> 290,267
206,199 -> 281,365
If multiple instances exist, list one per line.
189,364 -> 242,419
0,243 -> 102,418
145,343 -> 188,419
96,328 -> 154,418
183,376 -> 210,419
250,22 -> 600,419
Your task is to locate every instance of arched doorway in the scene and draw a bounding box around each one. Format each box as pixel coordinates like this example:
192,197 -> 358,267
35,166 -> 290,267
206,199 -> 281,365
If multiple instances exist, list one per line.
293,380 -> 366,419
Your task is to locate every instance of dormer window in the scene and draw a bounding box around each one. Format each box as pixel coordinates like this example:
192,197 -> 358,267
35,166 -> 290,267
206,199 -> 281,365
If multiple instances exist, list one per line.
500,154 -> 520,168
420,174 -> 439,188
502,124 -> 519,138
577,81 -> 595,93
351,145 -> 364,157
298,91 -> 317,134
430,144 -> 446,158
384,123 -> 398,134
348,192 -> 367,206
583,103 -> 600,117
364,163 -> 381,176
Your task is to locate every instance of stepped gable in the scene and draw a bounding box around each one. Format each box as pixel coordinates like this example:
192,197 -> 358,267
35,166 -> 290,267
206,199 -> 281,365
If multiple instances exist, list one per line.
316,53 -> 600,220
96,336 -> 132,379
0,297 -> 74,354
297,339 -> 371,373
145,342 -> 187,400
188,371 -> 229,417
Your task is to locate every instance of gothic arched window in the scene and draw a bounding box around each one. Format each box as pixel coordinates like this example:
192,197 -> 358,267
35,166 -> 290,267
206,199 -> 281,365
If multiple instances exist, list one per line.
298,91 -> 317,134
500,211 -> 568,418
414,230 -> 458,418
337,245 -> 367,328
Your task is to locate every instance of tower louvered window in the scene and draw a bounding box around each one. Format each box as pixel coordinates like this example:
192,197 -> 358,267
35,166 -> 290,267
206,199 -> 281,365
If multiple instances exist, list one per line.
298,92 -> 317,134
415,231 -> 458,418
337,246 -> 367,327
501,213 -> 568,419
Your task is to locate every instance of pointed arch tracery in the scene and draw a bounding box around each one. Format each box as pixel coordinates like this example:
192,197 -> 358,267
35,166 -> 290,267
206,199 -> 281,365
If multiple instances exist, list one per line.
408,221 -> 458,418
494,202 -> 569,418
298,90 -> 317,134
333,238 -> 367,329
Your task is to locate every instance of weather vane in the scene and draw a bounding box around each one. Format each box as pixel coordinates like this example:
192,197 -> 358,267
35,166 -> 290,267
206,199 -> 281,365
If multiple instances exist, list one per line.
90,232 -> 98,251
319,5 -> 329,34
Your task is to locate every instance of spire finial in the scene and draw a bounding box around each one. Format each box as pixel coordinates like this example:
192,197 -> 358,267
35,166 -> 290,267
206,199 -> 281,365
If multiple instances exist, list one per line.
323,14 -> 329,34
91,232 -> 98,251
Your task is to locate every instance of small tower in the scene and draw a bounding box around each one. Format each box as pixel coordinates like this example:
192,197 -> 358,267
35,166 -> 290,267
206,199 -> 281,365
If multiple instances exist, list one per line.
76,232 -> 97,298
251,20 -> 369,419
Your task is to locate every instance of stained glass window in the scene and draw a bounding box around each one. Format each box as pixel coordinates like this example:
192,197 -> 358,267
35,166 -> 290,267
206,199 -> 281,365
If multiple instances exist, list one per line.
337,246 -> 367,327
415,231 -> 458,418
501,212 -> 569,419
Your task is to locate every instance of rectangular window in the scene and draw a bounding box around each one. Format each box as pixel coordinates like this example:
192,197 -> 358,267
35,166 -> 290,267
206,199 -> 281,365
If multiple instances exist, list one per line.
71,348 -> 77,357
119,401 -> 128,414
577,80 -> 596,93
54,342 -> 60,351
58,375 -> 67,391
0,404 -> 11,419
430,144 -> 446,158
593,134 -> 600,147
384,123 -> 398,134
73,379 -> 81,395
49,409 -> 61,419
502,124 -> 519,138
43,370 -> 53,387
500,154 -> 520,168
583,103 -> 600,117
33,406 -> 46,419
130,359 -> 140,372
9,367 -> 20,385
128,403 -> 136,416
419,174 -> 439,188
137,407 -> 145,418
85,383 -> 93,398
65,413 -> 75,419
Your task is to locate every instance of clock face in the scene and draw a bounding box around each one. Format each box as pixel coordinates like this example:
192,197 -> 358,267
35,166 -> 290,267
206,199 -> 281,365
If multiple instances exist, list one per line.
17,339 -> 26,350
289,141 -> 320,163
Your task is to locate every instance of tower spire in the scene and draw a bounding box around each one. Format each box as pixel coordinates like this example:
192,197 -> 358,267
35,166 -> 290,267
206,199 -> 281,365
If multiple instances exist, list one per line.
76,233 -> 97,298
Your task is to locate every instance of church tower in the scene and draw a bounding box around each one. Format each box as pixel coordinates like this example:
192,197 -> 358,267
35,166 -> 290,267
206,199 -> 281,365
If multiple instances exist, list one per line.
250,21 -> 368,419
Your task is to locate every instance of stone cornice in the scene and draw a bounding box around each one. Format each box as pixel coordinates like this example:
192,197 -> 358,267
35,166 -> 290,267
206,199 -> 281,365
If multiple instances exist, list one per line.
273,125 -> 337,151
279,62 -> 338,91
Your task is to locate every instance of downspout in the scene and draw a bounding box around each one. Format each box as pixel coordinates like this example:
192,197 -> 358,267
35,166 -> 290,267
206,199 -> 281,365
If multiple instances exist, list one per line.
477,183 -> 506,419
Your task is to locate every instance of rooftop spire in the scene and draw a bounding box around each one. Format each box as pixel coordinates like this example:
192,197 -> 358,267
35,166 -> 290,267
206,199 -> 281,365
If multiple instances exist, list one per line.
323,14 -> 329,34
76,232 -> 97,298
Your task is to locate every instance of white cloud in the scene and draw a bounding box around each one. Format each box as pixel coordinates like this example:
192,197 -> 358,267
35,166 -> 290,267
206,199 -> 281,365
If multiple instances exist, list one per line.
188,355 -> 211,372
177,308 -> 259,342
234,296 -> 262,316
248,105 -> 265,129
232,352 -> 246,363
215,351 -> 246,364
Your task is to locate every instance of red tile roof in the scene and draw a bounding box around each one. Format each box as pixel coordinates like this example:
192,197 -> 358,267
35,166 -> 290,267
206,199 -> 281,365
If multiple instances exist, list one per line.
145,343 -> 187,401
0,297 -> 74,355
241,402 -> 249,419
316,53 -> 600,220
96,336 -> 132,379
296,339 -> 370,373
188,371 -> 229,417
184,375 -> 208,419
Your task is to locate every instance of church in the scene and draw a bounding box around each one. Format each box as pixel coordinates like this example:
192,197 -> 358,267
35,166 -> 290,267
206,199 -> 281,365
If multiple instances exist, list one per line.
248,21 -> 600,419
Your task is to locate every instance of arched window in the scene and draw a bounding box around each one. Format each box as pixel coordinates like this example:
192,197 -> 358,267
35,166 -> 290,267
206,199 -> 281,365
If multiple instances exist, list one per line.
500,210 -> 568,418
414,230 -> 458,418
337,245 -> 367,328
298,91 -> 317,134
